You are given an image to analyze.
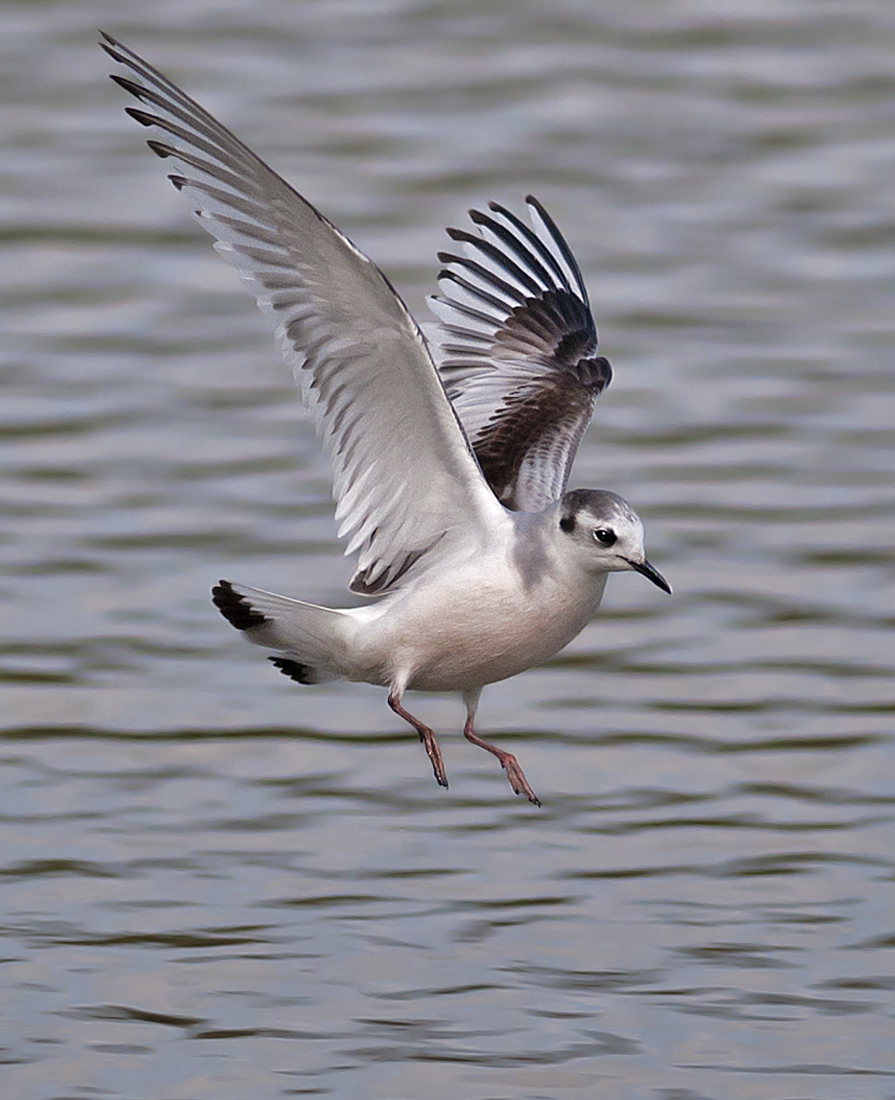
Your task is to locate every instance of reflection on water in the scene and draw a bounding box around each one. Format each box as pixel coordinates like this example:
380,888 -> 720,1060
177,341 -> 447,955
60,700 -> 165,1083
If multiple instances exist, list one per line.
3,1 -> 894,1097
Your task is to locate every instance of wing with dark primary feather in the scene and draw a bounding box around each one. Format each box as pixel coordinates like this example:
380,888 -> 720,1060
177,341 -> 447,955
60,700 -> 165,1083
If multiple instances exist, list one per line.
429,196 -> 611,512
102,33 -> 507,597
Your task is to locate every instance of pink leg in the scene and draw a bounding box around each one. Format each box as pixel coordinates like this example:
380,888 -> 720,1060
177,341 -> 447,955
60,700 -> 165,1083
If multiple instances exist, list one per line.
388,693 -> 448,789
462,692 -> 541,807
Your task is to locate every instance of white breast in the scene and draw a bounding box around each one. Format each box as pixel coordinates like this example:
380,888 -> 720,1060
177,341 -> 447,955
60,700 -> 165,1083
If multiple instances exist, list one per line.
347,542 -> 608,694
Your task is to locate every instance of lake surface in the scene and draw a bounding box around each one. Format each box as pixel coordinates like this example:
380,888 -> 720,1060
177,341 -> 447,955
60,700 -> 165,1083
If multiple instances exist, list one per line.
3,1 -> 894,1097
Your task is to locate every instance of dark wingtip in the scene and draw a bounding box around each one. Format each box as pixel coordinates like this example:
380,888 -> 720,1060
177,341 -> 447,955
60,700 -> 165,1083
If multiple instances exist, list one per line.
124,106 -> 156,128
109,73 -> 144,97
211,580 -> 268,630
146,139 -> 174,159
99,31 -> 122,59
269,657 -> 315,685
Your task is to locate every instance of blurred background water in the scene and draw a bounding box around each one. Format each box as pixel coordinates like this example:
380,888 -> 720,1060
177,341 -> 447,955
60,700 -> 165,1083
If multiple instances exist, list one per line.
2,0 -> 894,1097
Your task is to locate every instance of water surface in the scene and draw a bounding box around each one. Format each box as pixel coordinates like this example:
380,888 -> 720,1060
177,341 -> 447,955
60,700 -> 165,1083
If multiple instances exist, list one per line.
3,1 -> 894,1097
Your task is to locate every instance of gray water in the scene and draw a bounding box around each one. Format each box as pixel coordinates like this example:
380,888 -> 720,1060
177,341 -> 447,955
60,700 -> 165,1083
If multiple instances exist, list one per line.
3,1 -> 895,1097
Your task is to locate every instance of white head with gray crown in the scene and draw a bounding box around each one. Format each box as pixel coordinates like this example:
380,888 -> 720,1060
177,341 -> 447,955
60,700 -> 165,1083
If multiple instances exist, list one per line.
557,489 -> 671,592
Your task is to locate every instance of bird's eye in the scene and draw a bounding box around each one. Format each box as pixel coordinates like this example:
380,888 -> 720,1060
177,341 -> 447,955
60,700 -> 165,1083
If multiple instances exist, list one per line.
593,528 -> 616,547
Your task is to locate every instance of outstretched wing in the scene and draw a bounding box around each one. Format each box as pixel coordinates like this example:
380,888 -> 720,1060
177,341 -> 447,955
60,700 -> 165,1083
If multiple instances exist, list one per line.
102,34 -> 507,596
429,197 -> 612,512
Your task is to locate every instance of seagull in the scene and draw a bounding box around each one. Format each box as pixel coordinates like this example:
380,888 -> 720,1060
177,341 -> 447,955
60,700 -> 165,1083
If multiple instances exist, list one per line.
102,32 -> 671,806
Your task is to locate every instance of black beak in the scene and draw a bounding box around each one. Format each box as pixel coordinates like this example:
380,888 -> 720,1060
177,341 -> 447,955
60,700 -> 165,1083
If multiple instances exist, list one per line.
629,558 -> 672,594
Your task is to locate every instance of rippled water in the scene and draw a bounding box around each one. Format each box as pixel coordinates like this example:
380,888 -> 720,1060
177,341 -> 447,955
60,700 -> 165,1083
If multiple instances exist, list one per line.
4,1 -> 895,1097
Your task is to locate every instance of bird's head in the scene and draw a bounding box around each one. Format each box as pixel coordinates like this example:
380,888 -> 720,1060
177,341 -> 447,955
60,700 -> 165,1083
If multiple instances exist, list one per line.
557,488 -> 670,592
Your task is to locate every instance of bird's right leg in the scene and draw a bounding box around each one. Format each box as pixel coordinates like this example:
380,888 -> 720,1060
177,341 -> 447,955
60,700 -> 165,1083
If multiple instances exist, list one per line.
388,690 -> 448,789
462,689 -> 541,806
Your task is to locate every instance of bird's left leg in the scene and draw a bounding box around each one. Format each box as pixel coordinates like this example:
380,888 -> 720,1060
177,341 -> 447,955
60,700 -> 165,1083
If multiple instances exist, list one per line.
462,690 -> 542,807
388,688 -> 448,789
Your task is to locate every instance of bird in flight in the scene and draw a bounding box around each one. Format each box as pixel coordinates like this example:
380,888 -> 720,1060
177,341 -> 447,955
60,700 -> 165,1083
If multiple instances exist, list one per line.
103,33 -> 670,806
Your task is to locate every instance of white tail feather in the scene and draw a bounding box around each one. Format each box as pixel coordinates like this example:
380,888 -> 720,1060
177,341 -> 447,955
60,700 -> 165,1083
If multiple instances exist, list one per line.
214,581 -> 358,682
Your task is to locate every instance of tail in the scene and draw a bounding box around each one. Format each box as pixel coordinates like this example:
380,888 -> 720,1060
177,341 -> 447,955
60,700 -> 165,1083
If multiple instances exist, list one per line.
211,579 -> 355,685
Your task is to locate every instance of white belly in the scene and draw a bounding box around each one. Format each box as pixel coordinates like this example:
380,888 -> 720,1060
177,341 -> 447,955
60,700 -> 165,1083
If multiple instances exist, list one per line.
348,560 -> 608,694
